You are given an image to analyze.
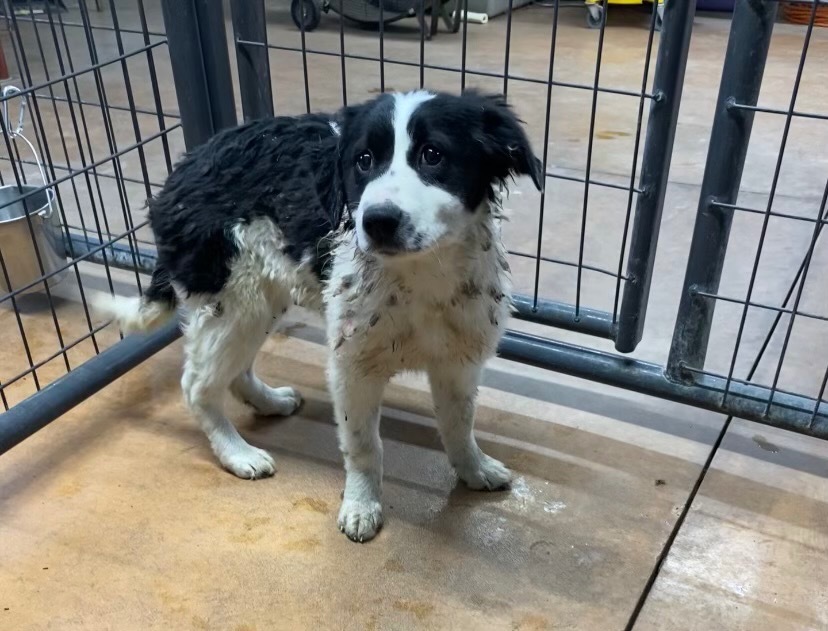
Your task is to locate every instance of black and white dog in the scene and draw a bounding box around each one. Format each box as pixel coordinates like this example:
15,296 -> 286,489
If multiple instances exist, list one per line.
96,90 -> 543,542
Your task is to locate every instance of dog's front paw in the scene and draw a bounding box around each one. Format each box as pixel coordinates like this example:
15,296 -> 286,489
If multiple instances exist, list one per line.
338,498 -> 383,542
218,443 -> 276,479
457,453 -> 512,491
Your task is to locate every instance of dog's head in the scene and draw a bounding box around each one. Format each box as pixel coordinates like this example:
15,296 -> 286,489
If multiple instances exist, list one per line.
338,90 -> 543,257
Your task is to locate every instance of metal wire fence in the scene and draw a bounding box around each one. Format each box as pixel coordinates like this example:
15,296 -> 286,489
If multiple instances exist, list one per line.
0,0 -> 182,413
230,0 -> 689,354
0,0 -> 826,453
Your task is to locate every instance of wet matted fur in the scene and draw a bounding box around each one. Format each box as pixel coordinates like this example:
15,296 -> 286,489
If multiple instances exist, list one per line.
96,90 -> 543,542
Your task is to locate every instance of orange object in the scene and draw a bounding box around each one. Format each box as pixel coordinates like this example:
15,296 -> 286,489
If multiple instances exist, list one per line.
782,2 -> 828,26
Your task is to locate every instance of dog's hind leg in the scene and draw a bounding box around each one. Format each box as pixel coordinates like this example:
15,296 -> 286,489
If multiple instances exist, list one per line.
181,298 -> 281,479
230,363 -> 302,417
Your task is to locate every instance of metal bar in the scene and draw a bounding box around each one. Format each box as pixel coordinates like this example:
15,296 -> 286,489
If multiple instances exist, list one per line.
720,0 -> 817,405
231,0 -> 273,121
546,170 -> 643,194
0,40 -> 167,105
63,231 -> 157,276
0,222 -> 150,305
5,6 -> 72,372
729,102 -> 828,123
235,39 -> 653,100
78,0 -> 145,294
614,0 -> 696,353
612,3 -> 658,326
0,154 -> 165,190
50,4 -> 117,296
530,0 -> 559,309
31,91 -> 180,120
508,249 -> 628,280
339,0 -> 348,105
298,0 -> 311,114
460,0 -> 469,90
21,17 -> 166,38
502,0 -> 514,97
0,125 -> 180,212
692,290 -> 828,323
26,0 -> 100,354
512,295 -> 615,339
667,0 -> 777,379
710,200 -> 828,226
1,321 -> 111,392
378,0 -> 385,92
137,0 -> 175,174
418,0 -> 425,89
161,0 -> 216,149
194,0 -> 237,133
575,0 -> 607,315
0,320 -> 182,456
499,332 -> 828,438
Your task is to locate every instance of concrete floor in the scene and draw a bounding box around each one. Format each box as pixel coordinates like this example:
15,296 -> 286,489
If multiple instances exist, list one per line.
1,2 -> 828,630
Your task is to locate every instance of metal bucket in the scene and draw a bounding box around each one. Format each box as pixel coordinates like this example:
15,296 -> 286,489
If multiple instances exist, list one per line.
0,184 -> 66,295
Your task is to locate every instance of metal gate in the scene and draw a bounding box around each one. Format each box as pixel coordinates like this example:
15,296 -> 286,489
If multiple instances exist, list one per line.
0,0 -> 826,454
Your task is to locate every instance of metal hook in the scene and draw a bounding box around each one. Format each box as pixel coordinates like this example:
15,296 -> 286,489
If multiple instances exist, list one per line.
2,85 -> 27,137
1,85 -> 53,219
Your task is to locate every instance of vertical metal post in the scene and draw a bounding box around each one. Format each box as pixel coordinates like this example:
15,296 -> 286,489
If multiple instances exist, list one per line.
194,0 -> 237,132
161,0 -> 236,150
231,0 -> 273,121
667,0 -> 778,379
613,0 -> 696,353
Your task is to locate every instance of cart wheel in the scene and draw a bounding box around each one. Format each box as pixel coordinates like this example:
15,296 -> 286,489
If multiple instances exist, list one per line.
443,0 -> 462,33
654,3 -> 664,31
291,0 -> 321,32
585,3 -> 603,29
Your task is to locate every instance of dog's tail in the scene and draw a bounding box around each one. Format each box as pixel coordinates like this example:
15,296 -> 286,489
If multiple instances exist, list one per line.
93,266 -> 178,334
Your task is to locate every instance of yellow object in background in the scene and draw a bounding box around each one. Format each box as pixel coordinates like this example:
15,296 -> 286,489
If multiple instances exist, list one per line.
584,0 -> 664,29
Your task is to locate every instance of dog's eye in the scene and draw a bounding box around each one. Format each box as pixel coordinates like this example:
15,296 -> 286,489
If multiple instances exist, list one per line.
356,151 -> 373,172
421,146 -> 442,167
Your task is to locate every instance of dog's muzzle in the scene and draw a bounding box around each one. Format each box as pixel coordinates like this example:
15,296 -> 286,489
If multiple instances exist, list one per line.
361,203 -> 404,252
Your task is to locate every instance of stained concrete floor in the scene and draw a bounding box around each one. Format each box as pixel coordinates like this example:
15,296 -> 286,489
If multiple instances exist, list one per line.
1,1 -> 828,630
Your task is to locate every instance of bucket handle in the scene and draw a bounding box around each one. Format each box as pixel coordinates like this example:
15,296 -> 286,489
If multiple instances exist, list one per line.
2,85 -> 55,220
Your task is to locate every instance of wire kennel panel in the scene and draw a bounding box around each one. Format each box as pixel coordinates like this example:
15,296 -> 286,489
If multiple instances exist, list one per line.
3,0 -> 827,455
0,0 -> 185,447
229,0 -> 693,353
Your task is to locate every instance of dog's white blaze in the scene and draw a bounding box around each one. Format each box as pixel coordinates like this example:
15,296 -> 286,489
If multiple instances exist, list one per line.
356,90 -> 471,252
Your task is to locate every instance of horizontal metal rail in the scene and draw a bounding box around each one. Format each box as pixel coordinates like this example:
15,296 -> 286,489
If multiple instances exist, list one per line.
511,295 -> 615,339
499,331 -> 828,438
235,38 -> 655,101
0,320 -> 181,455
64,231 -> 157,275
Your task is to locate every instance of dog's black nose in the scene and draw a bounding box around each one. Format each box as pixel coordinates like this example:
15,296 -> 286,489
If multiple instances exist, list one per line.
362,204 -> 403,247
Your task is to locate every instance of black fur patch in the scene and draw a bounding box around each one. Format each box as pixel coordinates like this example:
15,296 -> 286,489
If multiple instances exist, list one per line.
338,91 -> 542,215
407,92 -> 543,210
148,114 -> 343,297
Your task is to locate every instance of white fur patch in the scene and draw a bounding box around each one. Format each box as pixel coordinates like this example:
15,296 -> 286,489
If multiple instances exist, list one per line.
326,203 -> 513,541
92,293 -> 174,334
355,90 -> 472,254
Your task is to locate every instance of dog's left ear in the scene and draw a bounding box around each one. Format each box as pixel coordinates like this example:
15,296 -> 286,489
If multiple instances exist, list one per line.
473,92 -> 544,192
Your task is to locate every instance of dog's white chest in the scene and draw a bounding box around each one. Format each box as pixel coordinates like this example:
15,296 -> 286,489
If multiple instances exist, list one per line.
325,235 -> 509,377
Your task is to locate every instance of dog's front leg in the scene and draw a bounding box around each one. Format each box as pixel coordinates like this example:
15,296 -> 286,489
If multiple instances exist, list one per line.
329,360 -> 387,542
428,362 -> 512,490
